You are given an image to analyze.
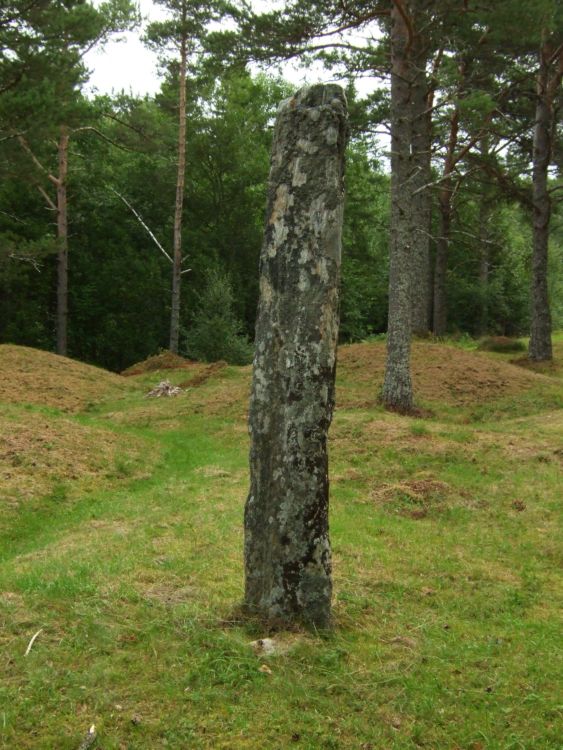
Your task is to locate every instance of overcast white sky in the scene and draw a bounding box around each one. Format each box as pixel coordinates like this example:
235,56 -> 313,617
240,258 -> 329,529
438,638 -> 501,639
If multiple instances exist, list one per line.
85,0 -> 164,96
85,0 -> 344,97
84,0 -> 378,98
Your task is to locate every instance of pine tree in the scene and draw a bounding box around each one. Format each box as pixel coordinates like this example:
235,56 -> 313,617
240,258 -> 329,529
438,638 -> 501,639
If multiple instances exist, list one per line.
145,0 -> 244,354
2,1 -> 137,355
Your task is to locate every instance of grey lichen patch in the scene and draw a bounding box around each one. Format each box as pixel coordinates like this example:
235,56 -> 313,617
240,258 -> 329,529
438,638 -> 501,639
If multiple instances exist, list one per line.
244,84 -> 348,629
297,138 -> 319,154
267,183 -> 293,257
325,126 -> 339,146
292,157 -> 308,187
259,276 -> 274,305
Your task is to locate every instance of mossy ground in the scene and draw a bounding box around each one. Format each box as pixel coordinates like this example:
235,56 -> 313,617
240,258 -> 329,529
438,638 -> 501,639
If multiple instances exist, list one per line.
1,338 -> 562,749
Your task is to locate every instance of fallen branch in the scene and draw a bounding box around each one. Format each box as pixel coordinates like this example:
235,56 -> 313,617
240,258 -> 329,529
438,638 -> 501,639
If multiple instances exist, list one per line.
24,628 -> 43,656
111,188 -> 173,264
146,380 -> 182,398
77,724 -> 97,750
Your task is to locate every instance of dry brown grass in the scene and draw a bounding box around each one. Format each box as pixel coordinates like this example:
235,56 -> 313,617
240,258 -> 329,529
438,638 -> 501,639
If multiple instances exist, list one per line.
121,350 -> 195,376
337,341 -> 555,407
0,344 -> 130,412
0,405 -> 147,504
367,477 -> 478,518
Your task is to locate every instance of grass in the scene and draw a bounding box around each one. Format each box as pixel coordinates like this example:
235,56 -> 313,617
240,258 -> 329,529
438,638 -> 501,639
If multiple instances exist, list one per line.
0,341 -> 562,748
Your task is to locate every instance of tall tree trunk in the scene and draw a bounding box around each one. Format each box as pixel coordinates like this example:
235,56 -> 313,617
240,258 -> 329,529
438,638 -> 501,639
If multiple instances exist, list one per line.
382,1 -> 414,412
529,38 -> 558,361
410,14 -> 432,335
56,126 -> 69,356
244,85 -> 348,628
477,225 -> 490,336
433,190 -> 450,337
432,95 -> 460,337
169,31 -> 187,354
477,180 -> 491,336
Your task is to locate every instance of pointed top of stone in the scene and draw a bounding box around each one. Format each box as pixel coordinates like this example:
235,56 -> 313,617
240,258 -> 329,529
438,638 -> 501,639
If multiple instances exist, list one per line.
279,84 -> 347,113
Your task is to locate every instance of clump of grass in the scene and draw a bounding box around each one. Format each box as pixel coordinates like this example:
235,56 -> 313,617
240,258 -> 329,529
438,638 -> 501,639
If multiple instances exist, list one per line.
47,482 -> 68,503
409,421 -> 430,437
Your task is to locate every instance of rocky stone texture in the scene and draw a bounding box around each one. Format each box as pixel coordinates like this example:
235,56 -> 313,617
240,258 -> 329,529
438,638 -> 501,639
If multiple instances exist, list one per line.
244,84 -> 348,628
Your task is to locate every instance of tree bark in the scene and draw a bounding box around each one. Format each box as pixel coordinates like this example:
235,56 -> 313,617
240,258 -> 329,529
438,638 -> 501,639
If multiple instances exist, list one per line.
432,89 -> 460,337
410,13 -> 432,336
382,1 -> 414,411
56,126 -> 69,356
477,162 -> 491,336
528,38 -> 560,361
244,84 -> 348,628
433,189 -> 451,337
169,25 -> 187,354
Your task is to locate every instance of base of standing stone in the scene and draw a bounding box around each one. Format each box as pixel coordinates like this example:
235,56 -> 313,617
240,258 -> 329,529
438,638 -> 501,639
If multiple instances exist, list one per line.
243,84 -> 348,629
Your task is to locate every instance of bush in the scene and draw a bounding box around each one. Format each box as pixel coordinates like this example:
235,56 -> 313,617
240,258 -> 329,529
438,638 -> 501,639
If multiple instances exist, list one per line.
186,271 -> 254,365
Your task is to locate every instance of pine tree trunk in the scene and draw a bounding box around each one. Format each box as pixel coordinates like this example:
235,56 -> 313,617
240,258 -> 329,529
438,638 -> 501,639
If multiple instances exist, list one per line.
56,126 -> 69,357
432,96 -> 460,338
410,22 -> 432,336
433,191 -> 450,337
477,195 -> 490,336
529,41 -> 555,362
169,32 -> 187,354
382,2 -> 414,412
244,84 -> 348,628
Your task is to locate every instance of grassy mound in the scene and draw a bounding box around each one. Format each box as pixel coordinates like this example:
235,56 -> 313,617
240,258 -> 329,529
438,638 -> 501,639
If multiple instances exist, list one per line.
0,344 -> 130,412
0,345 -> 151,522
338,341 -> 555,409
1,339 -> 562,748
0,405 -> 146,509
121,350 -> 194,376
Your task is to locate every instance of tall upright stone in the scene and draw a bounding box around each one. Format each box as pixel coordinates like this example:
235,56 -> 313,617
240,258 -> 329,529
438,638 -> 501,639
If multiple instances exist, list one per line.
244,85 -> 348,628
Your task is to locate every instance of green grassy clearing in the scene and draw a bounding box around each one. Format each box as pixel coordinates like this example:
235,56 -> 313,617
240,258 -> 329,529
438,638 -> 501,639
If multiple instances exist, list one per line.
0,341 -> 562,749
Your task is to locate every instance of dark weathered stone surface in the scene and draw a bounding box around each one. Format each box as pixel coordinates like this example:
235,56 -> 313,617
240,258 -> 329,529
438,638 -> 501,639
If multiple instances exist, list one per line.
244,84 -> 348,628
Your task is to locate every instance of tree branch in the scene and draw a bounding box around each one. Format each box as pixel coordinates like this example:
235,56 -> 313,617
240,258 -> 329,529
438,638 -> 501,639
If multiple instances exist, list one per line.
111,189 -> 172,263
72,126 -> 138,152
18,136 -> 58,185
36,184 -> 57,211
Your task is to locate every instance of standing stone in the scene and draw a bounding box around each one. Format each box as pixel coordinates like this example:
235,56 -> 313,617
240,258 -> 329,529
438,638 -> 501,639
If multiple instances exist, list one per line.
244,84 -> 348,628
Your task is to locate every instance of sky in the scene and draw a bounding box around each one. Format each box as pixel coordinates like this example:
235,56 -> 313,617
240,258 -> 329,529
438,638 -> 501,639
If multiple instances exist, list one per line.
84,1 -> 389,157
84,0 -> 346,98
84,0 -> 165,97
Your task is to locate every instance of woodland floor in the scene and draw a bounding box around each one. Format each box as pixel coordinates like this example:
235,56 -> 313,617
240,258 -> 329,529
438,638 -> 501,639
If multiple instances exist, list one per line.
0,336 -> 562,749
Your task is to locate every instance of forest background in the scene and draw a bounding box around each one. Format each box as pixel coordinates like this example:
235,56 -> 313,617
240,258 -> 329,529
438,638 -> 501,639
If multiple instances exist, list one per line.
1,0 -> 561,374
